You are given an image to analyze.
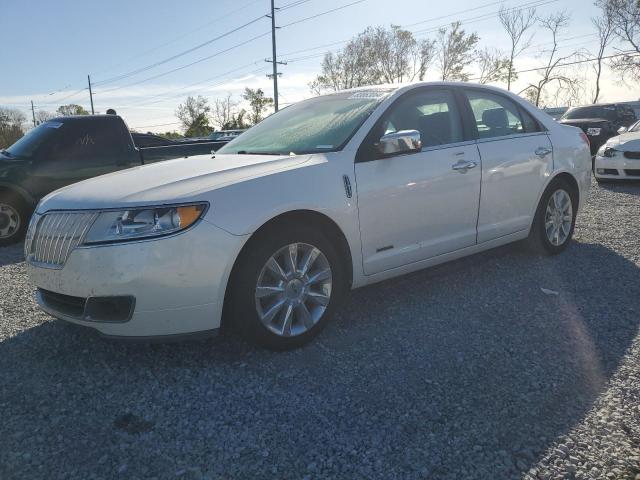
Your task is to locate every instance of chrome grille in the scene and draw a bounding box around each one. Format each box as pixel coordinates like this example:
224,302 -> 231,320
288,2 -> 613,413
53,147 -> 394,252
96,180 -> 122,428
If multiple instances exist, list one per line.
28,212 -> 98,268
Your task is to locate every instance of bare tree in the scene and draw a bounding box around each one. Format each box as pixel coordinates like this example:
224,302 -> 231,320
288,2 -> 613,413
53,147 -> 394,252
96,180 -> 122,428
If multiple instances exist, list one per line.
522,12 -> 583,107
0,108 -> 26,148
499,5 -> 537,90
436,22 -> 479,81
35,110 -> 56,124
591,11 -> 615,103
212,94 -> 238,130
476,48 -> 511,84
597,0 -> 640,82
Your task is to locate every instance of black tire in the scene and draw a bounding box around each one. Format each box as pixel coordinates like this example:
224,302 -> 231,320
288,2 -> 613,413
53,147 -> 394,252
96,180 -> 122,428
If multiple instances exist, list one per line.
0,192 -> 29,247
228,224 -> 347,350
527,177 -> 578,255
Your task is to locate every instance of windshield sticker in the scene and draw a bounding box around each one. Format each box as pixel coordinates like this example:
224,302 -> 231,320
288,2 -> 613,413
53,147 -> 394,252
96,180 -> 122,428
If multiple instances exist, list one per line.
348,91 -> 389,100
44,121 -> 63,128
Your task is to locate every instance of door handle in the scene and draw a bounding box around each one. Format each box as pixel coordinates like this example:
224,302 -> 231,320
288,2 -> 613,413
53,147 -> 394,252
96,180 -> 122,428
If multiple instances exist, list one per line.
451,160 -> 477,173
535,147 -> 552,157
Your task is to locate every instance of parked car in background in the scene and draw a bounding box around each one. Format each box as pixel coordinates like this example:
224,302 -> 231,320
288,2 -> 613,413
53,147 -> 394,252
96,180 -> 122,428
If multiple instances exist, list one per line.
0,115 -> 225,245
209,129 -> 246,141
594,120 -> 640,182
25,82 -> 591,349
559,103 -> 637,155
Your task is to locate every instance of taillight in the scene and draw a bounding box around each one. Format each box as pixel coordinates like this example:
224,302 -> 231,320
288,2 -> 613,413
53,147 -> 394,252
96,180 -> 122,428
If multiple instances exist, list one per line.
579,132 -> 590,148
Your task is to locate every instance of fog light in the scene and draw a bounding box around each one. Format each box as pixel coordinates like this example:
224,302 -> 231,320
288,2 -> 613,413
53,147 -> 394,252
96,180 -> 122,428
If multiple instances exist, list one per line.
84,296 -> 135,323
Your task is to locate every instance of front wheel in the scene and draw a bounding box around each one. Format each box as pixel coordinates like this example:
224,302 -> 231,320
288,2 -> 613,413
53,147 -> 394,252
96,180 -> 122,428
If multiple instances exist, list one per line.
0,194 -> 29,247
228,226 -> 346,350
527,178 -> 577,255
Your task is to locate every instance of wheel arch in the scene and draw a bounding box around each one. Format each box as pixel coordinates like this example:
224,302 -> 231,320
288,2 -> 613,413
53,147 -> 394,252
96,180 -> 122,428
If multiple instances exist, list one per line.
221,209 -> 354,329
0,183 -> 37,208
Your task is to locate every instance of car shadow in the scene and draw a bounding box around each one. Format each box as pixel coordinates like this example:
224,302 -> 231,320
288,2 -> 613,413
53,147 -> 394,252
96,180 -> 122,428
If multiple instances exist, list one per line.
0,242 -> 24,267
0,240 -> 638,479
597,179 -> 640,196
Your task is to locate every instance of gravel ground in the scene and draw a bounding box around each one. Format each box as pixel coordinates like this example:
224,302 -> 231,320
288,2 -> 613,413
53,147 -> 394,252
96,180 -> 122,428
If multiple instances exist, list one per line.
0,178 -> 639,480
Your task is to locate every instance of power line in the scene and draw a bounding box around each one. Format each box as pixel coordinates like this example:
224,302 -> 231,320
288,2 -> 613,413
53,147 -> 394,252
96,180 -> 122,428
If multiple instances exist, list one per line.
93,15 -> 268,87
91,0 -> 265,77
94,0 -> 366,97
279,0 -> 365,28
95,31 -> 272,95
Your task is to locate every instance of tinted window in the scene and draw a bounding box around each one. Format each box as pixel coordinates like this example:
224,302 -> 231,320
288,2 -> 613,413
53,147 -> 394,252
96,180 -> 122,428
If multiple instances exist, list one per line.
41,119 -> 127,163
561,106 -> 617,121
465,90 -> 526,139
519,108 -> 541,133
5,121 -> 63,158
381,89 -> 463,148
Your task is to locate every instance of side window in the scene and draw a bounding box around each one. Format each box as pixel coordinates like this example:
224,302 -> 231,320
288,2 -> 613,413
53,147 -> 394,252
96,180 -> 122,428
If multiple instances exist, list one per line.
465,90 -> 527,139
44,120 -> 126,164
519,108 -> 542,133
381,89 -> 463,148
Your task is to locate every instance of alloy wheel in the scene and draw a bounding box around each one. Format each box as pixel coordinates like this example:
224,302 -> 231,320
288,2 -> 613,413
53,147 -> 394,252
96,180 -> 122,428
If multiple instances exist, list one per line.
544,189 -> 573,246
255,242 -> 332,337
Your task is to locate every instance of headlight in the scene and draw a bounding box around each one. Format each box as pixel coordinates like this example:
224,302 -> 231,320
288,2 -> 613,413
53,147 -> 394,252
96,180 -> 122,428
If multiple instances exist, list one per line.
83,203 -> 207,244
602,147 -> 618,158
586,127 -> 602,136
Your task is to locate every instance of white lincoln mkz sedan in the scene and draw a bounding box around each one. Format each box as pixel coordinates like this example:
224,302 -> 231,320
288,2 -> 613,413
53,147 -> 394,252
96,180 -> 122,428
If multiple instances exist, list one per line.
26,82 -> 591,349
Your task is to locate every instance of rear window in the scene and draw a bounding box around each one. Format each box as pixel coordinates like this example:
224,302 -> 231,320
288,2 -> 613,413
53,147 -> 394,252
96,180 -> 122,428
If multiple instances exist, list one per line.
40,118 -> 128,163
561,106 -> 617,121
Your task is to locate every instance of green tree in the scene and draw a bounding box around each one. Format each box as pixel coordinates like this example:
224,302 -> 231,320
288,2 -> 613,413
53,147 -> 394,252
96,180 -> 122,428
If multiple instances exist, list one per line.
242,88 -> 273,125
176,95 -> 212,137
436,22 -> 479,81
56,104 -> 89,116
223,109 -> 250,130
309,25 -> 436,93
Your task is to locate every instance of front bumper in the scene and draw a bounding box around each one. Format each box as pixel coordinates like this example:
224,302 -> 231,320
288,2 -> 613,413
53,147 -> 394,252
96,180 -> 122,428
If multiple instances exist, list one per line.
594,154 -> 640,180
26,220 -> 248,338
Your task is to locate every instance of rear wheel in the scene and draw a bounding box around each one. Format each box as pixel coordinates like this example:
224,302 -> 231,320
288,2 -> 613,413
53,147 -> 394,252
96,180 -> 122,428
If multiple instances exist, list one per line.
228,225 -> 346,350
0,193 -> 28,247
527,178 -> 577,255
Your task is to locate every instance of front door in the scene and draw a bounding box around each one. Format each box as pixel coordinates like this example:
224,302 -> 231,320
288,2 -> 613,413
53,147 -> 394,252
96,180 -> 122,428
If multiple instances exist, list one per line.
354,88 -> 481,275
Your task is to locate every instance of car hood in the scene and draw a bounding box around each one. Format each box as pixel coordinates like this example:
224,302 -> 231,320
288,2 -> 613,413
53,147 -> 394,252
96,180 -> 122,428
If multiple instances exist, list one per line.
604,131 -> 640,151
37,153 -> 312,212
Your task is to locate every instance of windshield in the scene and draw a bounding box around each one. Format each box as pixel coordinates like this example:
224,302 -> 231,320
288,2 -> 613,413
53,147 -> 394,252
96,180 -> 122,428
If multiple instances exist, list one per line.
5,120 -> 64,157
218,90 -> 393,155
561,106 -> 617,121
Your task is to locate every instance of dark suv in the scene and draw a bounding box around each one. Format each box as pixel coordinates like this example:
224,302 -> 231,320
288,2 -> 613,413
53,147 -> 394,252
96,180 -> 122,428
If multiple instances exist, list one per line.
559,104 -> 637,154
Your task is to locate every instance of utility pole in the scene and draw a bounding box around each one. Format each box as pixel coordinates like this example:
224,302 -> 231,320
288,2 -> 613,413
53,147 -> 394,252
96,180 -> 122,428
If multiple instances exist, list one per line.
266,0 -> 286,112
30,101 -> 36,127
87,74 -> 95,114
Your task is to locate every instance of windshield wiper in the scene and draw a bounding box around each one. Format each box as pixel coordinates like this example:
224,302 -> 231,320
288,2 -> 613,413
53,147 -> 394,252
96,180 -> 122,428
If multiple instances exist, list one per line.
236,150 -> 283,155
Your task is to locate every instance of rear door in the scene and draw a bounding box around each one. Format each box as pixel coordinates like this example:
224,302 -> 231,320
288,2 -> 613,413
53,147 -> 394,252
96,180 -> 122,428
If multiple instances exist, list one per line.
461,88 -> 553,243
355,87 -> 481,275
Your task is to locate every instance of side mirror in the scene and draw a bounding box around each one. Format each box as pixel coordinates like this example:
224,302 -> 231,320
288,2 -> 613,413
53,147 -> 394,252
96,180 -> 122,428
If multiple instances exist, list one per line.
617,126 -> 628,135
376,130 -> 422,156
